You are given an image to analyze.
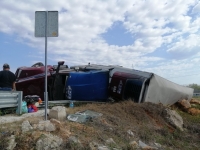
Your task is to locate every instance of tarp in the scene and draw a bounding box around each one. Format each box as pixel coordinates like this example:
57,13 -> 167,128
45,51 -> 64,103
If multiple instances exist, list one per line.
144,74 -> 194,106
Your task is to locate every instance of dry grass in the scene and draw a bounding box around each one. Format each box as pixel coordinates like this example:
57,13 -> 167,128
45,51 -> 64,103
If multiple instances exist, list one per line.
0,100 -> 200,150
64,101 -> 200,149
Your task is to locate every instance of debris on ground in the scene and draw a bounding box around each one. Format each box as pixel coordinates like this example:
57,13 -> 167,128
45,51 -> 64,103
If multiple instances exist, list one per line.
190,98 -> 200,104
178,99 -> 191,110
187,107 -> 200,115
174,98 -> 200,116
67,110 -> 102,123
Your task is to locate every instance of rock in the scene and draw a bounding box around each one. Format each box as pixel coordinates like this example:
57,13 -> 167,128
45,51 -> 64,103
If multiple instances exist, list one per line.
67,136 -> 83,148
50,118 -> 61,130
49,106 -> 67,121
50,118 -> 61,125
0,110 -> 48,125
127,129 -> 134,136
68,136 -> 81,143
59,128 -> 71,137
163,108 -> 184,131
89,142 -> 99,150
21,120 -> 33,132
22,110 -> 49,118
98,145 -> 110,150
129,141 -> 138,149
139,140 -> 158,150
154,142 -> 162,148
109,128 -> 113,131
32,124 -> 38,129
106,138 -> 116,145
37,120 -> 56,132
36,133 -> 63,150
6,135 -> 16,150
178,99 -> 191,109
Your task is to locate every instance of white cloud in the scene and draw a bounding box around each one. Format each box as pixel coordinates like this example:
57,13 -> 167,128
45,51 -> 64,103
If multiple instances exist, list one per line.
167,34 -> 200,58
0,0 -> 200,84
144,57 -> 200,85
192,1 -> 200,14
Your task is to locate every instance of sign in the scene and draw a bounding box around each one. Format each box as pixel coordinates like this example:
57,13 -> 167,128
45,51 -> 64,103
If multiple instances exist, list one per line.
35,11 -> 59,120
35,11 -> 58,37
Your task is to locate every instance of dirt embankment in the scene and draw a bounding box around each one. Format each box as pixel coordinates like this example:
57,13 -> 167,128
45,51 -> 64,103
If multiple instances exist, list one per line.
0,100 -> 200,150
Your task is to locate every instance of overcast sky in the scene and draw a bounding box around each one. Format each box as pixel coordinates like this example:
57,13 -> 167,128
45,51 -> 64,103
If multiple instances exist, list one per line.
0,0 -> 200,85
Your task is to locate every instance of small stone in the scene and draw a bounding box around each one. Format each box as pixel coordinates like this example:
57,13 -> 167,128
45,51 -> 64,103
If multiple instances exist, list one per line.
68,136 -> 80,143
50,118 -> 61,125
129,141 -> 138,149
37,120 -> 56,132
106,138 -> 116,145
98,145 -> 110,150
109,128 -> 113,131
154,143 -> 162,148
89,142 -> 99,150
67,136 -> 83,148
32,124 -> 38,129
139,140 -> 158,150
36,133 -> 63,150
6,135 -> 16,150
127,129 -> 134,136
45,122 -> 56,132
59,128 -> 71,137
21,120 -> 33,132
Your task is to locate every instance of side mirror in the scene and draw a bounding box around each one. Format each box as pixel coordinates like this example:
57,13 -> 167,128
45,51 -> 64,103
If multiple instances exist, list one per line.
58,61 -> 65,65
56,61 -> 65,74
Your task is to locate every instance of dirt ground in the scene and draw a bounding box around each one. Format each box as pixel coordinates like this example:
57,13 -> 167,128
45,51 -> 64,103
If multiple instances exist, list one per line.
0,100 -> 200,150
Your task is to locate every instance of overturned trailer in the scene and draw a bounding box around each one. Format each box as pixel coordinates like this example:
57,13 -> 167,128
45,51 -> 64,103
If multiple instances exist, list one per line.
15,62 -> 194,106
71,64 -> 194,106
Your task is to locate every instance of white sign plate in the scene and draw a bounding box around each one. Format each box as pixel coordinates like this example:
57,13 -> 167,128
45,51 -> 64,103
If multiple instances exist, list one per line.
35,11 -> 58,37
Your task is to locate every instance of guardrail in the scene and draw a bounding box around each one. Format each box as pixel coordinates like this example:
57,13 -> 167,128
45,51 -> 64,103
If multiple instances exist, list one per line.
193,93 -> 200,97
48,100 -> 106,104
0,91 -> 23,115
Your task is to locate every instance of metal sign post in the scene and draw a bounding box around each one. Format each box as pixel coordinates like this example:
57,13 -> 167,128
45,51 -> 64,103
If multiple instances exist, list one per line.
35,11 -> 58,120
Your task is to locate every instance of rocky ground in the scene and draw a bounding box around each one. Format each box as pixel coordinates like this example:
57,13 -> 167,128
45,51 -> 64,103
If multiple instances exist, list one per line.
0,98 -> 200,150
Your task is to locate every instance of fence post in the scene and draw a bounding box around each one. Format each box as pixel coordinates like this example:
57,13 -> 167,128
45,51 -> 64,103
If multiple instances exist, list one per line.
17,91 -> 23,115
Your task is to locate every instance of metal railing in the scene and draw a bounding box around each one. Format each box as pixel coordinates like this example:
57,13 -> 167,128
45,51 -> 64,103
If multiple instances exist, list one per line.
0,91 -> 23,115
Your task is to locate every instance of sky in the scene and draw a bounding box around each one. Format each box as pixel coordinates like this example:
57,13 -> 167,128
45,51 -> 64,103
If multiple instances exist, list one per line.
0,0 -> 200,85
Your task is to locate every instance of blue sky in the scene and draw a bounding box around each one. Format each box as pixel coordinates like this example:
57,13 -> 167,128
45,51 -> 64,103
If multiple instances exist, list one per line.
0,0 -> 200,85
